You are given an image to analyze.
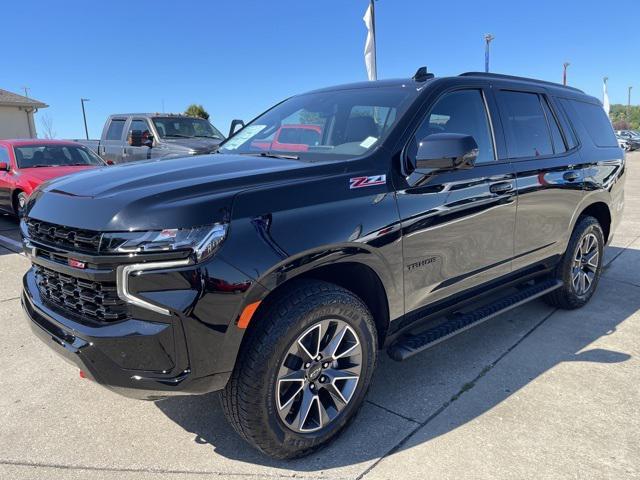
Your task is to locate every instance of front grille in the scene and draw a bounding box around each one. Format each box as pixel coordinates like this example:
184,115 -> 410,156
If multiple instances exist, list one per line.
34,265 -> 129,323
27,219 -> 102,253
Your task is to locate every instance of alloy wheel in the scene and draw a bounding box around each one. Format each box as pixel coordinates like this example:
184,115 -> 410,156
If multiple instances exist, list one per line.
571,232 -> 599,296
275,319 -> 362,433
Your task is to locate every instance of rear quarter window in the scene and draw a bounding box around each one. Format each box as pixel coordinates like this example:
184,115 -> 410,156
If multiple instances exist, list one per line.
563,99 -> 617,148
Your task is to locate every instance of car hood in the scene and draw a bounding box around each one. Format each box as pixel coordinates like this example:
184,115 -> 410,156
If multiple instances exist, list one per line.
26,154 -> 318,231
160,137 -> 222,153
18,165 -> 96,183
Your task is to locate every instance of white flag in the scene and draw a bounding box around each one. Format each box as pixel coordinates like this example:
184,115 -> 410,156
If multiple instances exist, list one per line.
363,3 -> 377,81
603,79 -> 610,116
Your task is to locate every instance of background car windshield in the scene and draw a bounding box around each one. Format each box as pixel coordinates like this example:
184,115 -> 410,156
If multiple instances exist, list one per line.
152,117 -> 224,139
219,86 -> 417,157
14,145 -> 104,168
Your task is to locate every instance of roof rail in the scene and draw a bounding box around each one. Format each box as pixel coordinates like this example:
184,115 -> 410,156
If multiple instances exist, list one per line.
459,72 -> 584,93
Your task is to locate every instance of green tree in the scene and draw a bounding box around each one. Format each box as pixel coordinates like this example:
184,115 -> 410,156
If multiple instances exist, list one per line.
609,104 -> 640,130
185,104 -> 210,120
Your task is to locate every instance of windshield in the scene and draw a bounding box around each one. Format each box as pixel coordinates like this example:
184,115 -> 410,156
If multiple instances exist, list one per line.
152,117 -> 224,140
218,86 -> 418,159
14,144 -> 104,168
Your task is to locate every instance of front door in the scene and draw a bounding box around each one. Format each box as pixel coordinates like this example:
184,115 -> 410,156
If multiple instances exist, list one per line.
396,87 -> 517,316
0,145 -> 13,212
124,118 -> 153,162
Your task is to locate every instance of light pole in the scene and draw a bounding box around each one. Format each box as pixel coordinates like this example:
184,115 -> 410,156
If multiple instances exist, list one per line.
628,86 -> 633,121
80,98 -> 90,140
484,34 -> 495,73
562,62 -> 570,86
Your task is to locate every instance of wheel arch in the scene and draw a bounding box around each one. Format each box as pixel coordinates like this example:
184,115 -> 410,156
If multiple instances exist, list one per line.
245,255 -> 394,349
578,201 -> 612,242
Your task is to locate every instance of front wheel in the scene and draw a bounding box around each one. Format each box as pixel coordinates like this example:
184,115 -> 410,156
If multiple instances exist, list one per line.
220,280 -> 377,459
544,215 -> 604,309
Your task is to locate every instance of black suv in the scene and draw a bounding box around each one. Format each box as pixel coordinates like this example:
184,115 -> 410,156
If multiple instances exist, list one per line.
21,69 -> 625,458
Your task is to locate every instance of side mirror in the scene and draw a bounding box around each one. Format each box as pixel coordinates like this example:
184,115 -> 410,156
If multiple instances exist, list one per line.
229,119 -> 245,138
127,130 -> 144,147
413,133 -> 478,172
0,162 -> 8,171
127,130 -> 153,147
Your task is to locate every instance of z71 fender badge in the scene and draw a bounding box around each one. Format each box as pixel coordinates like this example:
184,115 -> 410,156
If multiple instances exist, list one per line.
349,175 -> 386,189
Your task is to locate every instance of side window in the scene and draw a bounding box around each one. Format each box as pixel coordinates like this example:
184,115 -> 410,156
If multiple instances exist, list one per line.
413,89 -> 495,164
566,99 -> 618,148
105,119 -> 126,141
498,91 -> 553,159
128,119 -> 151,139
541,97 -> 567,154
0,146 -> 9,164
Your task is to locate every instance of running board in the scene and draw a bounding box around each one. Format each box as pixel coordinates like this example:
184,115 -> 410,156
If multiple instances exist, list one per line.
387,279 -> 562,361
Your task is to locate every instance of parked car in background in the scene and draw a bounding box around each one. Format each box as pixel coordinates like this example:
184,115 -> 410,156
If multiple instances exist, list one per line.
615,131 -> 640,151
0,139 -> 106,216
76,114 -> 225,164
22,70 -> 624,458
251,124 -> 323,152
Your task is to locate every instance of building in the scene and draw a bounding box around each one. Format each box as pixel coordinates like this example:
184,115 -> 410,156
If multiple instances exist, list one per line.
0,89 -> 48,139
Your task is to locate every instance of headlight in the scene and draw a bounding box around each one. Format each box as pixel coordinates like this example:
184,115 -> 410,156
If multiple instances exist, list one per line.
102,223 -> 228,261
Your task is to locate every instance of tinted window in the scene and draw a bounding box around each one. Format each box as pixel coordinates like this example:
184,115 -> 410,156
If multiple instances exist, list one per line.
414,89 -> 495,164
568,100 -> 618,147
541,98 -> 566,154
106,119 -> 126,140
0,146 -> 9,164
499,91 -> 553,159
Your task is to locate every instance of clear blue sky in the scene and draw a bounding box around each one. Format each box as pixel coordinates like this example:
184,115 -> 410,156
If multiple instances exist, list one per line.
2,0 -> 638,139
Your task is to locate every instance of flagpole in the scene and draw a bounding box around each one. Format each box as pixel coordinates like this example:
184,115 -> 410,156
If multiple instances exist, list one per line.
370,0 -> 377,80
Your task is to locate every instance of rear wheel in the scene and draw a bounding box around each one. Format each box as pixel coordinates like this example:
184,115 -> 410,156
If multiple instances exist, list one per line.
544,215 -> 604,309
220,279 -> 377,459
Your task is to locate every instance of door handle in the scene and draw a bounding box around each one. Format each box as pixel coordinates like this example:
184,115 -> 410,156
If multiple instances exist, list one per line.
489,181 -> 514,194
563,171 -> 579,182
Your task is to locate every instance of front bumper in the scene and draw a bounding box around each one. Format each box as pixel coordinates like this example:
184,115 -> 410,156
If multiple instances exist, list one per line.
21,244 -> 264,400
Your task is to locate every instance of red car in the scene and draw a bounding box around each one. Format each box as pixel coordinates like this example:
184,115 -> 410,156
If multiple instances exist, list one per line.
0,139 -> 106,216
251,124 -> 322,152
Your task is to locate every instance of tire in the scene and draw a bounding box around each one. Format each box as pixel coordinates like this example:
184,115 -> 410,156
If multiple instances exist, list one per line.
14,191 -> 28,217
220,279 -> 378,459
544,215 -> 604,309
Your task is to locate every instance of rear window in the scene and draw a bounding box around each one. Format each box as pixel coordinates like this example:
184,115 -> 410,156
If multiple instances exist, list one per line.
105,119 -> 126,140
565,99 -> 617,148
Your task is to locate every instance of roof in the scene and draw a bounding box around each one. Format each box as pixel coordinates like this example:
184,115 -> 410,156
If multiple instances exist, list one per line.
303,70 -> 591,100
0,89 -> 48,108
107,113 -> 192,118
0,139 -> 81,147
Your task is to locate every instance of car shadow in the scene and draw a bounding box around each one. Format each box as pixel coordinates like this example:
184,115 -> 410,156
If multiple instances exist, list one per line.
154,246 -> 637,471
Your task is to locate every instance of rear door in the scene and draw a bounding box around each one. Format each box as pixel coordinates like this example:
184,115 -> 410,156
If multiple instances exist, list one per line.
397,85 -> 517,315
494,87 -> 585,271
123,118 -> 153,162
100,117 -> 127,164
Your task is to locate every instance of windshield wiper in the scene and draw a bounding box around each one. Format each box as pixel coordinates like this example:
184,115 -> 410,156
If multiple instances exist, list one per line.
193,135 -> 220,139
164,134 -> 192,138
27,164 -> 57,168
233,152 -> 300,160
